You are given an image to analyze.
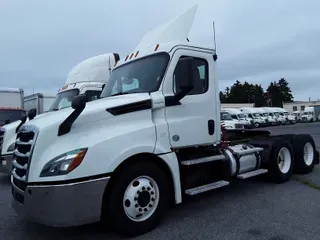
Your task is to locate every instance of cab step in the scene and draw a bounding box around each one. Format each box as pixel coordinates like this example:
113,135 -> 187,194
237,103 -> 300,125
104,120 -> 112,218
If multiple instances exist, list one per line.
181,154 -> 226,166
185,180 -> 230,195
237,169 -> 268,179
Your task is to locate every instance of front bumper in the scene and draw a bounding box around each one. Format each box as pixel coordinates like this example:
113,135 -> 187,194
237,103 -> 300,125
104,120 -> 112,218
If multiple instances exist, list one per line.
0,154 -> 13,174
11,176 -> 110,227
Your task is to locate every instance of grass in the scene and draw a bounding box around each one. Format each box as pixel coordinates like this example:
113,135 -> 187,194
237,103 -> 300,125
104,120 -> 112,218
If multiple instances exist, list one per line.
293,175 -> 320,191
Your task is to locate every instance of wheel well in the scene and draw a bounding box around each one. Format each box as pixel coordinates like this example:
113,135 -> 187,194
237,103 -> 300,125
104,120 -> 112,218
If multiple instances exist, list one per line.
102,153 -> 176,216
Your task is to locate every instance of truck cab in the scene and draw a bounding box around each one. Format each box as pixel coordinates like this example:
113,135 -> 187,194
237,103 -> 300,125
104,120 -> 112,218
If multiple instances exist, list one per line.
0,53 -> 120,174
220,110 -> 244,129
239,107 -> 267,128
260,107 -> 281,125
222,108 -> 252,129
255,107 -> 276,126
301,107 -> 315,122
273,107 -> 295,124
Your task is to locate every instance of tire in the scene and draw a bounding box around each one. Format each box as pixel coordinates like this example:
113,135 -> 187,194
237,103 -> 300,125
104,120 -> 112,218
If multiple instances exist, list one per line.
267,140 -> 294,183
293,134 -> 316,174
254,122 -> 260,128
104,160 -> 170,237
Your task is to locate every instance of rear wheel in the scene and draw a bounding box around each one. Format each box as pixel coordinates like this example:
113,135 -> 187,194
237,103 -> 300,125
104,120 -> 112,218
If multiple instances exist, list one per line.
267,140 -> 294,183
103,160 -> 170,237
293,134 -> 316,174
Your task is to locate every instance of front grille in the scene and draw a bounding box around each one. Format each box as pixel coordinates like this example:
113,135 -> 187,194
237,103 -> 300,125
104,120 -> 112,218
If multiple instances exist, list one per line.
0,128 -> 5,154
11,125 -> 38,193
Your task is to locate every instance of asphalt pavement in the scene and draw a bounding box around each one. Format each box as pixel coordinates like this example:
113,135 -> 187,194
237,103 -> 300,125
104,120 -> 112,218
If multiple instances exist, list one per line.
1,122 -> 320,240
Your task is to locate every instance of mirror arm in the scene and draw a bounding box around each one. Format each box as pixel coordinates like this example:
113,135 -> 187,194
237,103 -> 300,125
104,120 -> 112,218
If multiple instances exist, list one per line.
165,86 -> 193,107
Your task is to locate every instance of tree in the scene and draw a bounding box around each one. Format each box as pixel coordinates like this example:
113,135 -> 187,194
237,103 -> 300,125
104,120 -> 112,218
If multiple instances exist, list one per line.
266,78 -> 293,107
278,78 -> 293,102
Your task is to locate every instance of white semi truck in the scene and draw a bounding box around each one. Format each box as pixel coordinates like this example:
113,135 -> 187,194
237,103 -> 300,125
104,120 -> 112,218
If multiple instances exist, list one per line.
239,107 -> 267,128
301,107 -> 315,122
220,110 -> 244,129
222,108 -> 253,129
0,53 -> 119,174
10,6 -> 319,237
273,107 -> 296,125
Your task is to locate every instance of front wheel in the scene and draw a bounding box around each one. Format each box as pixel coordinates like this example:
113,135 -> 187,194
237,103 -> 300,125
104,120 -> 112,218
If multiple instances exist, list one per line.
104,160 -> 170,237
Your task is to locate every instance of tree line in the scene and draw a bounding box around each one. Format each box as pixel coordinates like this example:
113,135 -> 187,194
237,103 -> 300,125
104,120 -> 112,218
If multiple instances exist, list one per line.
219,78 -> 294,107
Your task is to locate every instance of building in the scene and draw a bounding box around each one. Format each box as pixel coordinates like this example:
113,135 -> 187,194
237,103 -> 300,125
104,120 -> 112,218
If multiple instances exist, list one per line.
283,100 -> 320,112
221,103 -> 254,109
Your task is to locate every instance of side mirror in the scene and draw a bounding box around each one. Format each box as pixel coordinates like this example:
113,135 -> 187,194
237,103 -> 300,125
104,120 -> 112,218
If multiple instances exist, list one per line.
72,94 -> 87,110
28,108 -> 37,120
165,57 -> 195,107
4,119 -> 11,125
16,112 -> 27,133
176,57 -> 195,92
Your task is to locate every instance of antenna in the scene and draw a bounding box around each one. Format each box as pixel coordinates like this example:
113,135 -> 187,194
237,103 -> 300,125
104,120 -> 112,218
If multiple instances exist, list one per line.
212,21 -> 218,61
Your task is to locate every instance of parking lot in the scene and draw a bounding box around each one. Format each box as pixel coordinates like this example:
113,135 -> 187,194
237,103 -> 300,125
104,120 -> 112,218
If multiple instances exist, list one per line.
1,122 -> 320,240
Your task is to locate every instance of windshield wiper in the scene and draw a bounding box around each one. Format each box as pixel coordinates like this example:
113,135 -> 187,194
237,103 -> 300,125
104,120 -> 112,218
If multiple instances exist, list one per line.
51,108 -> 59,111
110,92 -> 129,97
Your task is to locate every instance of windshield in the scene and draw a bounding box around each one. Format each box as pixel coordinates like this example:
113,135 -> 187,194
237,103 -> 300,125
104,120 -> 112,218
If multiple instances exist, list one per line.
274,112 -> 280,117
263,113 -> 269,117
0,109 -> 25,125
253,113 -> 261,118
238,113 -> 246,119
49,89 -> 79,111
221,112 -> 232,120
101,53 -> 169,98
284,112 -> 289,116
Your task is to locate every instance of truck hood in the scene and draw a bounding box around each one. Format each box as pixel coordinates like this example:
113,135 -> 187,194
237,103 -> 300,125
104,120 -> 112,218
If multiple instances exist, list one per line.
23,93 -> 151,130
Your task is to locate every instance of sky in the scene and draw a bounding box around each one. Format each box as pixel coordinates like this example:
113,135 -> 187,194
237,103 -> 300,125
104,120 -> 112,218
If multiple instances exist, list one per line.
0,0 -> 319,101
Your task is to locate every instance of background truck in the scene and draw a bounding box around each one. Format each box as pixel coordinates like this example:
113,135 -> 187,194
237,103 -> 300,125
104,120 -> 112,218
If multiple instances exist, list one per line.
301,107 -> 315,122
0,52 -> 120,175
220,110 -> 244,129
10,5 -> 319,238
239,107 -> 267,128
0,87 -> 25,126
23,93 -> 55,114
311,105 -> 320,121
222,108 -> 252,129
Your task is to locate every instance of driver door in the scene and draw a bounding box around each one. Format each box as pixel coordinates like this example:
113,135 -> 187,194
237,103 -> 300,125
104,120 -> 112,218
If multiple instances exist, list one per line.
163,49 -> 218,148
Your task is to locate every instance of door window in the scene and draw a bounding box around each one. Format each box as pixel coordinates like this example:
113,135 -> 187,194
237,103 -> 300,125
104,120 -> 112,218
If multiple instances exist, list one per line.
173,56 -> 209,95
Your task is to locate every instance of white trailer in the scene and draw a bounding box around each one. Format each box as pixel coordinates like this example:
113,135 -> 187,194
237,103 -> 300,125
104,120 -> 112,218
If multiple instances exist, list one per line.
0,53 -> 120,174
0,88 -> 25,126
10,6 -> 319,237
24,93 -> 55,114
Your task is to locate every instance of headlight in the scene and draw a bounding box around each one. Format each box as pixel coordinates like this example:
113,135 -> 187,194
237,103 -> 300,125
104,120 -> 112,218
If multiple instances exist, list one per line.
40,148 -> 87,177
7,143 -> 15,152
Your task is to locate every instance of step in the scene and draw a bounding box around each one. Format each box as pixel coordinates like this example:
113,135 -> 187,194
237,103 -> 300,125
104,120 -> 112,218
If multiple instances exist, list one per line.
185,180 -> 230,195
237,169 -> 268,179
233,147 -> 264,157
181,155 -> 226,166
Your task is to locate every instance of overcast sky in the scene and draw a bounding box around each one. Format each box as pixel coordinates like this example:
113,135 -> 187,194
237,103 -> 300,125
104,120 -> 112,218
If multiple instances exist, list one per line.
0,0 -> 319,101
